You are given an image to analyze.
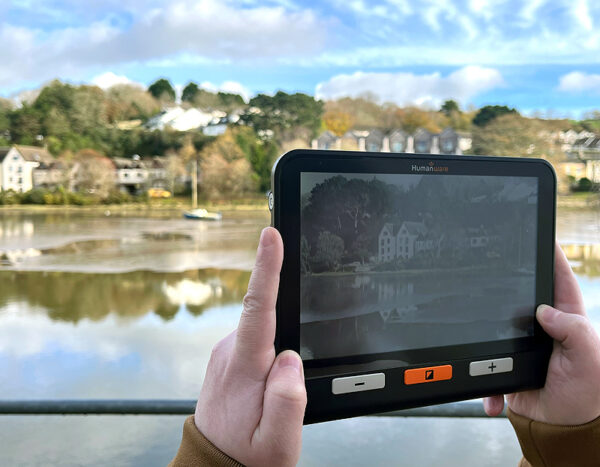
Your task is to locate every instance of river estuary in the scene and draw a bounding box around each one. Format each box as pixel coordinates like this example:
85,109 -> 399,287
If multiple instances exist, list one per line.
0,208 -> 599,466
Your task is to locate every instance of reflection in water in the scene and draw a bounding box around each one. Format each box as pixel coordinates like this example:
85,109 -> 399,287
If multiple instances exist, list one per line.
562,243 -> 600,277
0,210 -> 598,466
0,269 -> 250,323
0,210 -> 268,272
0,218 -> 35,240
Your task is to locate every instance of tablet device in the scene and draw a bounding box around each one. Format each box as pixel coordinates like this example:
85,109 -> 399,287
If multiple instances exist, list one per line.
271,149 -> 555,424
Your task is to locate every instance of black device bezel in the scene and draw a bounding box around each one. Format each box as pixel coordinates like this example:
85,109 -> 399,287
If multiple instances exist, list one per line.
272,149 -> 555,424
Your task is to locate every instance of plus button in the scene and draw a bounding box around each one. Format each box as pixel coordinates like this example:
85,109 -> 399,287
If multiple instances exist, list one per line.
488,362 -> 497,372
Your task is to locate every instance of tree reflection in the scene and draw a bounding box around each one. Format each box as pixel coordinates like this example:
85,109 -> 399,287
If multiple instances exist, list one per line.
0,269 -> 250,323
562,244 -> 600,278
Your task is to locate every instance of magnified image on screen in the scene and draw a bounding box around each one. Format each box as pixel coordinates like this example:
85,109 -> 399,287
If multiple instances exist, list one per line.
300,172 -> 538,360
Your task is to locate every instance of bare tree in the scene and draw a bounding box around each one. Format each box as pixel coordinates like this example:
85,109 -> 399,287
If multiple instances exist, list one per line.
72,149 -> 116,198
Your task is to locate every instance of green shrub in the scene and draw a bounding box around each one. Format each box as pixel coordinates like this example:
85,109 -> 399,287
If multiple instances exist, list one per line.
0,190 -> 23,205
103,189 -> 131,205
573,177 -> 593,192
22,188 -> 48,204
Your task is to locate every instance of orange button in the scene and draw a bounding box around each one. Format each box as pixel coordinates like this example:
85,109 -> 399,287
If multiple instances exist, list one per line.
404,365 -> 453,385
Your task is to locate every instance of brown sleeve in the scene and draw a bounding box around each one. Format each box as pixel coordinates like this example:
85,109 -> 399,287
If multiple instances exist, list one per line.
508,408 -> 600,466
168,416 -> 244,467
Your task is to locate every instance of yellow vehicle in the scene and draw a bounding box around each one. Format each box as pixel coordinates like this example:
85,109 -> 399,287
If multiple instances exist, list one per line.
147,188 -> 172,198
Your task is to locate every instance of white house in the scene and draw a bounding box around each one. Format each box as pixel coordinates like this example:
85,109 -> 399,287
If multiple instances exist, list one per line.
145,107 -> 224,132
568,135 -> 600,183
0,145 -> 53,192
378,221 -> 429,263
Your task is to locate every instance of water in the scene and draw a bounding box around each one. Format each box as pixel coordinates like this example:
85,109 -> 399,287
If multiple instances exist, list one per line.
0,208 -> 599,466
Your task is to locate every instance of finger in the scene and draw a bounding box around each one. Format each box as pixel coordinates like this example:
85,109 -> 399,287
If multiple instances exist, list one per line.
553,242 -> 585,316
255,350 -> 307,466
483,395 -> 505,416
537,304 -> 594,352
235,227 -> 284,364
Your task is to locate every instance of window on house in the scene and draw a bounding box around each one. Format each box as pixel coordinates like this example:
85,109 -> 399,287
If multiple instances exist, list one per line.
442,140 -> 454,152
17,166 -> 22,173
392,141 -> 404,152
367,142 -> 379,152
18,177 -> 23,184
416,142 -> 428,152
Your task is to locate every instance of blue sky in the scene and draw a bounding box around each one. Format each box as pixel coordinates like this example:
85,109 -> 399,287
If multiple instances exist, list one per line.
1,0 -> 600,116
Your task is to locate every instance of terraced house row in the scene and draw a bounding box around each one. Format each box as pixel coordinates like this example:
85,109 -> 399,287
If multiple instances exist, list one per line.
312,128 -> 472,155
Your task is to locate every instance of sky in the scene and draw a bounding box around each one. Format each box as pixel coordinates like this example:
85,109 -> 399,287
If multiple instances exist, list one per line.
1,0 -> 600,116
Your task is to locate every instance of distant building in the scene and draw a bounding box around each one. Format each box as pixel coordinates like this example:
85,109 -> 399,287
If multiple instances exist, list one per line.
413,128 -> 435,154
466,226 -> 490,248
0,145 -> 53,192
145,106 -> 224,131
438,127 -> 459,154
33,160 -> 67,188
340,131 -> 362,150
312,127 -> 471,155
365,129 -> 384,152
114,155 -> 168,194
313,131 -> 339,150
388,129 -> 410,153
378,221 -> 429,263
568,135 -> 600,183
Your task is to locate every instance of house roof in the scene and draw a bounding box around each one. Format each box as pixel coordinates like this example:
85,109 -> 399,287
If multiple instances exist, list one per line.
366,128 -> 384,141
381,221 -> 427,237
14,145 -> 53,163
572,136 -> 600,149
318,131 -> 337,142
401,221 -> 427,236
381,222 -> 401,236
0,145 -> 54,164
113,156 -> 166,169
413,128 -> 433,140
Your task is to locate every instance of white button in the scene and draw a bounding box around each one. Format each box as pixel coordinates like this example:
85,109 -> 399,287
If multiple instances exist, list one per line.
469,357 -> 513,376
332,373 -> 385,395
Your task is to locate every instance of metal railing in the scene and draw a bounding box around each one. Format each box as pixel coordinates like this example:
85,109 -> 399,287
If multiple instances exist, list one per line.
0,399 -> 503,418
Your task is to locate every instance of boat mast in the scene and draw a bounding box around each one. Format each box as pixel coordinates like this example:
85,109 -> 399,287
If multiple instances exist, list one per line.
191,158 -> 198,209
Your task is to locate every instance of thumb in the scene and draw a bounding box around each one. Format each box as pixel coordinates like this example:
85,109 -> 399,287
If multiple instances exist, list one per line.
257,350 -> 307,465
536,304 -> 595,352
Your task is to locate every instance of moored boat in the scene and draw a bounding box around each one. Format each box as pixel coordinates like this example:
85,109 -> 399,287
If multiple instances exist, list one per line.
183,208 -> 222,221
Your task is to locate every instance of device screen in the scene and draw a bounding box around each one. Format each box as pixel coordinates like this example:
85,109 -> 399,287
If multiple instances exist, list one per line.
300,172 -> 538,361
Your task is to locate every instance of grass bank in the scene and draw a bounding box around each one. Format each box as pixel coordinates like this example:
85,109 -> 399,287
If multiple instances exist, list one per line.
0,196 -> 270,215
557,192 -> 599,209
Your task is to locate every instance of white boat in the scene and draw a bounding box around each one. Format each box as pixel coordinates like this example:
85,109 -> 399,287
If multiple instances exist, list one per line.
183,208 -> 222,221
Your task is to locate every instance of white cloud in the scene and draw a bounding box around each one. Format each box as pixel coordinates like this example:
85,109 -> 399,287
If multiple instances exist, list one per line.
558,71 -> 600,94
315,66 -> 504,107
200,80 -> 251,102
520,0 -> 545,25
0,0 -> 327,89
91,72 -> 143,89
573,0 -> 593,31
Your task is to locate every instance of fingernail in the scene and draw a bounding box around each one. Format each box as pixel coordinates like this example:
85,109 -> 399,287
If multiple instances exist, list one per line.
537,304 -> 554,322
260,227 -> 274,247
277,351 -> 302,374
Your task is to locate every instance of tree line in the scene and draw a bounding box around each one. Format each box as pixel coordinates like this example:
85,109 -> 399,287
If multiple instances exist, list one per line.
1,77 -> 598,201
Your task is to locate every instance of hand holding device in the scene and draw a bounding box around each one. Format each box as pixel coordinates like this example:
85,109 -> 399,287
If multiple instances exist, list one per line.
194,227 -> 307,467
273,149 -> 557,423
484,242 -> 600,425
